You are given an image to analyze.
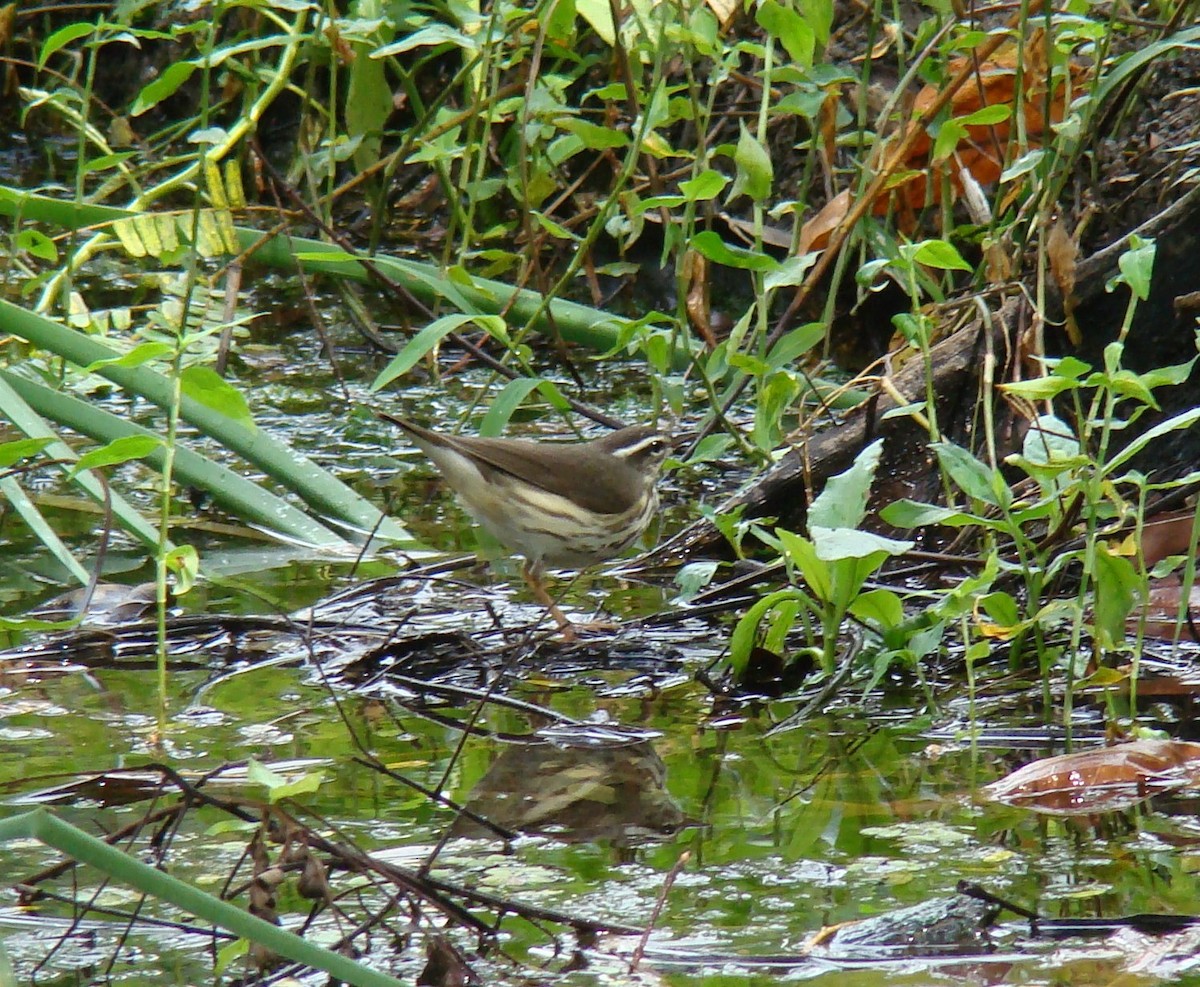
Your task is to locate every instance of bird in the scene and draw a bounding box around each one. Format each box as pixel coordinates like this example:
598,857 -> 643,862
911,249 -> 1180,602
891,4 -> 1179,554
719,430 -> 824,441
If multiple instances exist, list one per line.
377,412 -> 672,639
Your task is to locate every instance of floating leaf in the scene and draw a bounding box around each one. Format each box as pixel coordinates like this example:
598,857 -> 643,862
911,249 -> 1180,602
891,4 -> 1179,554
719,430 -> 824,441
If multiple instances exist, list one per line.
983,740 -> 1200,816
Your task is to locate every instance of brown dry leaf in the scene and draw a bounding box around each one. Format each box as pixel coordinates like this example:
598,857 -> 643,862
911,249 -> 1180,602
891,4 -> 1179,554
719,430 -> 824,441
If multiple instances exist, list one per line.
1140,575 -> 1200,641
889,32 -> 1089,211
420,935 -> 470,987
982,739 -> 1200,815
855,21 -> 899,63
819,87 -> 840,174
297,850 -> 331,903
705,0 -> 739,28
324,24 -> 355,63
1047,218 -> 1081,345
719,211 -> 793,249
1134,510 -> 1198,567
0,5 -> 14,47
798,189 -> 851,254
684,250 -> 716,348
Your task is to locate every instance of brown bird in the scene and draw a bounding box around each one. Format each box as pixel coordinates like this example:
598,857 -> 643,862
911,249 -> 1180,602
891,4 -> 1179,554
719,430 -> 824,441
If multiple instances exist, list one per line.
378,412 -> 671,637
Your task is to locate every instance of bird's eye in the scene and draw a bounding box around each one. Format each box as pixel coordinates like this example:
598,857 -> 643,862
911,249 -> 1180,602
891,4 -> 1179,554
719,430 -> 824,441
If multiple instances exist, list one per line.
649,439 -> 668,456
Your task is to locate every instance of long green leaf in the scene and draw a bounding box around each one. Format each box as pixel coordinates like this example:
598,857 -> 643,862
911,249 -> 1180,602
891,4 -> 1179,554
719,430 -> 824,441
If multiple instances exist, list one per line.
0,476 -> 90,584
0,186 -> 694,364
0,300 -> 408,543
0,373 -> 162,552
2,372 -> 383,550
0,809 -> 405,987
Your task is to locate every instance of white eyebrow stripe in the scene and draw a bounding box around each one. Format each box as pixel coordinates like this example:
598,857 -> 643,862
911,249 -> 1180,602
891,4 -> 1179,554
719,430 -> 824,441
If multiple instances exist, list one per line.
611,435 -> 667,458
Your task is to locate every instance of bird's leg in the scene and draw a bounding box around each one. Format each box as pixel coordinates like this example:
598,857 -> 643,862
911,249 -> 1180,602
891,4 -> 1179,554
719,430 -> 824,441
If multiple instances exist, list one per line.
522,560 -> 577,642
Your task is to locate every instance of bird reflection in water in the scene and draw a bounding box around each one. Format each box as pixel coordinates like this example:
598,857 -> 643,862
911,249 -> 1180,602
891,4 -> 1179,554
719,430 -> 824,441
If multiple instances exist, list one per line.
451,728 -> 689,850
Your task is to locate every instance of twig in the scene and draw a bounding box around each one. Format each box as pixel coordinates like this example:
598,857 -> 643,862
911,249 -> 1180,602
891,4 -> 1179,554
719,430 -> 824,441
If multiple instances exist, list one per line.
629,850 -> 691,973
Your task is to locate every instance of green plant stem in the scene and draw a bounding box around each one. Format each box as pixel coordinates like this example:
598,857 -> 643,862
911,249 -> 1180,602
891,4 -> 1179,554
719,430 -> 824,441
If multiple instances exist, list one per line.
0,299 -> 409,543
0,187 -> 693,366
1,372 -> 354,548
0,808 -> 404,987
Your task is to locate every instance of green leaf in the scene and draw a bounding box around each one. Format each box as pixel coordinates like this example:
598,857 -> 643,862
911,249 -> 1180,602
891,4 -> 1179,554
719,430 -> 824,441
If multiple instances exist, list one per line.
879,499 -> 991,529
763,598 -> 801,654
674,561 -> 719,601
130,62 -> 196,116
215,938 -> 249,975
753,371 -> 798,449
1114,235 -> 1156,301
1139,356 -> 1197,390
828,552 -> 889,609
165,544 -> 199,595
810,526 -> 913,561
478,378 -> 569,437
685,432 -> 734,464
799,0 -> 833,45
546,0 -> 576,38
0,436 -> 54,468
1092,23 -> 1200,115
679,170 -> 729,201
1006,457 -> 1088,494
999,375 -> 1078,400
532,211 -> 582,241
14,229 -> 59,262
266,770 -> 325,803
85,341 -> 174,371
557,117 -> 629,149
371,314 -> 506,390
576,0 -> 616,44
39,22 -> 96,68
777,529 -> 831,601
1022,413 -> 1079,464
764,255 -> 819,291
960,103 -> 1011,126
346,28 -> 392,167
908,620 -> 946,659
372,23 -> 477,55
849,588 -> 904,628
932,119 -> 967,163
912,239 -> 972,272
730,122 -> 774,202
1000,148 -> 1044,183
1105,406 -> 1200,474
932,441 -> 998,505
690,231 -> 778,271
247,759 -> 287,791
809,438 -> 883,530
729,589 -> 806,675
1102,367 -> 1158,407
180,366 -> 254,429
766,323 -> 824,369
71,435 -> 163,473
1093,543 -> 1137,651
880,400 -> 927,421
1044,355 -> 1092,380
980,591 -> 1019,626
756,0 -> 815,67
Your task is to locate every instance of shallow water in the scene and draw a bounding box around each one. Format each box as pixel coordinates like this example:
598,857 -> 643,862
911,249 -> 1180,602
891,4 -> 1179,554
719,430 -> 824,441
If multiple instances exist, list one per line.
0,288 -> 1197,986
